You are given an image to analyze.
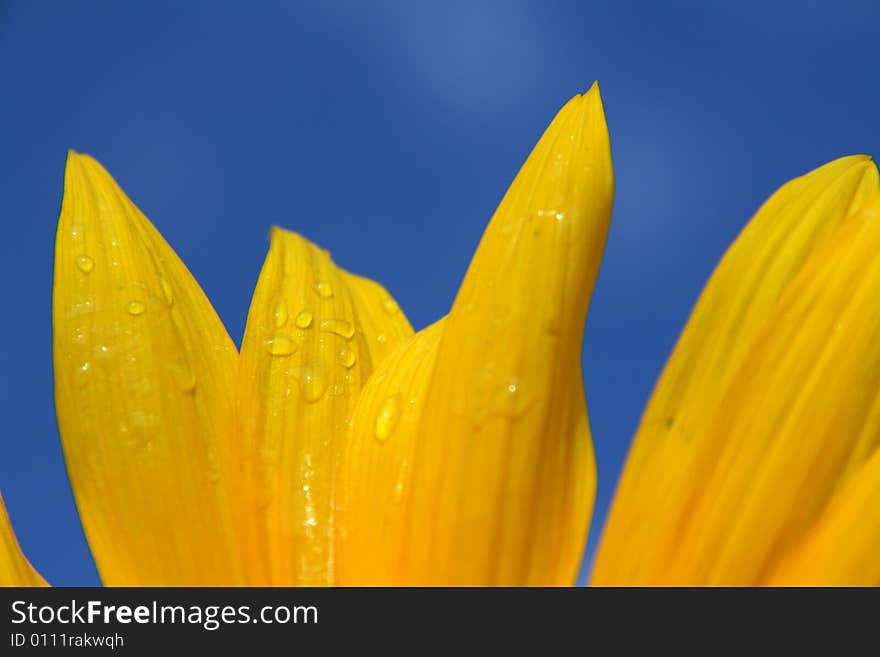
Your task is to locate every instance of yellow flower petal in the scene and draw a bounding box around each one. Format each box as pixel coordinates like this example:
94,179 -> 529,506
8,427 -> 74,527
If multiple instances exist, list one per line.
0,492 -> 46,586
53,152 -> 244,585
337,84 -> 613,585
604,195 -> 880,584
767,446 -> 880,586
336,320 -> 443,585
593,156 -> 879,585
235,227 -> 413,585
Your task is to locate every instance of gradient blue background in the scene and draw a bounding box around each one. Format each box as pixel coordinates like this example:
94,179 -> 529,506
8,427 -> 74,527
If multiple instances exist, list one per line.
1,1 -> 878,586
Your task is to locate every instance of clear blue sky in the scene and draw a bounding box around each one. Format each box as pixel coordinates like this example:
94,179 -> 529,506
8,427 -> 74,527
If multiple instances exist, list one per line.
2,1 -> 878,586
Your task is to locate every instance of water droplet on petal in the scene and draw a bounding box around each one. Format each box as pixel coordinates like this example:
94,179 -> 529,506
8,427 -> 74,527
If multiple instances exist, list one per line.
299,361 -> 327,402
320,318 -> 355,339
376,333 -> 388,344
295,310 -> 313,329
555,212 -> 565,221
127,300 -> 145,316
273,301 -> 288,328
69,224 -> 83,238
393,460 -> 408,504
159,277 -> 174,306
75,255 -> 94,273
315,280 -> 333,299
74,362 -> 90,387
338,345 -> 357,368
375,394 -> 402,441
382,298 -> 399,315
497,380 -> 533,417
167,360 -> 197,393
206,450 -> 221,483
265,334 -> 296,356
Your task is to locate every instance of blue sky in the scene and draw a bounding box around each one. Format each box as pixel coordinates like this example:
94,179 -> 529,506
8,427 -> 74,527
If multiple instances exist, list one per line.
1,1 -> 878,585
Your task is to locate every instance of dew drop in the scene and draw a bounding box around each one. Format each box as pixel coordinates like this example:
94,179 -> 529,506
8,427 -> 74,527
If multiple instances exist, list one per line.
295,310 -> 313,329
69,224 -> 83,238
392,460 -> 408,504
273,301 -> 289,328
127,300 -> 145,316
94,344 -> 111,358
330,382 -> 346,397
167,360 -> 197,393
74,362 -> 91,387
555,212 -> 565,221
382,298 -> 399,315
496,380 -> 532,418
299,361 -> 327,403
206,450 -> 221,483
376,333 -> 388,344
320,318 -> 355,339
75,254 -> 95,273
265,334 -> 296,356
375,394 -> 402,441
159,277 -> 174,306
315,280 -> 334,299
72,328 -> 87,345
338,345 -> 357,369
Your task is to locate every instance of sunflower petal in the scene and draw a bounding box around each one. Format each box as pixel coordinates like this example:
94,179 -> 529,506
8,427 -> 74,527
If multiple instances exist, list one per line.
608,195 -> 880,584
336,320 -> 443,585
0,492 -> 46,586
593,156 -> 879,585
337,84 -> 613,585
235,227 -> 413,585
53,152 -> 243,585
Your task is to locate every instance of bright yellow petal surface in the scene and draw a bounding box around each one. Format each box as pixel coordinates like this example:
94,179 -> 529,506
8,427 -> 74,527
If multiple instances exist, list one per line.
336,84 -> 613,585
605,195 -> 880,584
0,492 -> 46,586
593,156 -> 879,585
53,152 -> 244,585
336,320 -> 443,585
235,227 -> 413,585
767,446 -> 880,586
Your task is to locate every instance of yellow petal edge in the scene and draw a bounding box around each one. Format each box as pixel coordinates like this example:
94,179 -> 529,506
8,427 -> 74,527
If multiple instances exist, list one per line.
593,156 -> 879,585
0,492 -> 46,586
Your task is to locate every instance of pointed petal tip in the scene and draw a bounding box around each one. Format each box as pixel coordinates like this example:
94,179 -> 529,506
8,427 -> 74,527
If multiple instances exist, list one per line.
62,151 -> 116,199
809,153 -> 875,177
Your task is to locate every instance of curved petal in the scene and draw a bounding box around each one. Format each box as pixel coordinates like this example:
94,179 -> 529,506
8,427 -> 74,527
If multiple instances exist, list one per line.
593,156 -> 879,585
0,491 -> 46,586
607,195 -> 880,584
336,320 -> 443,584
235,227 -> 413,585
53,153 -> 243,585
337,84 -> 613,585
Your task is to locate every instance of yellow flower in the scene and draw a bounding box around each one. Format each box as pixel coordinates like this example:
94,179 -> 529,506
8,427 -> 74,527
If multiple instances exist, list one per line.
593,154 -> 880,586
1,83 -> 612,586
3,80 -> 877,587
